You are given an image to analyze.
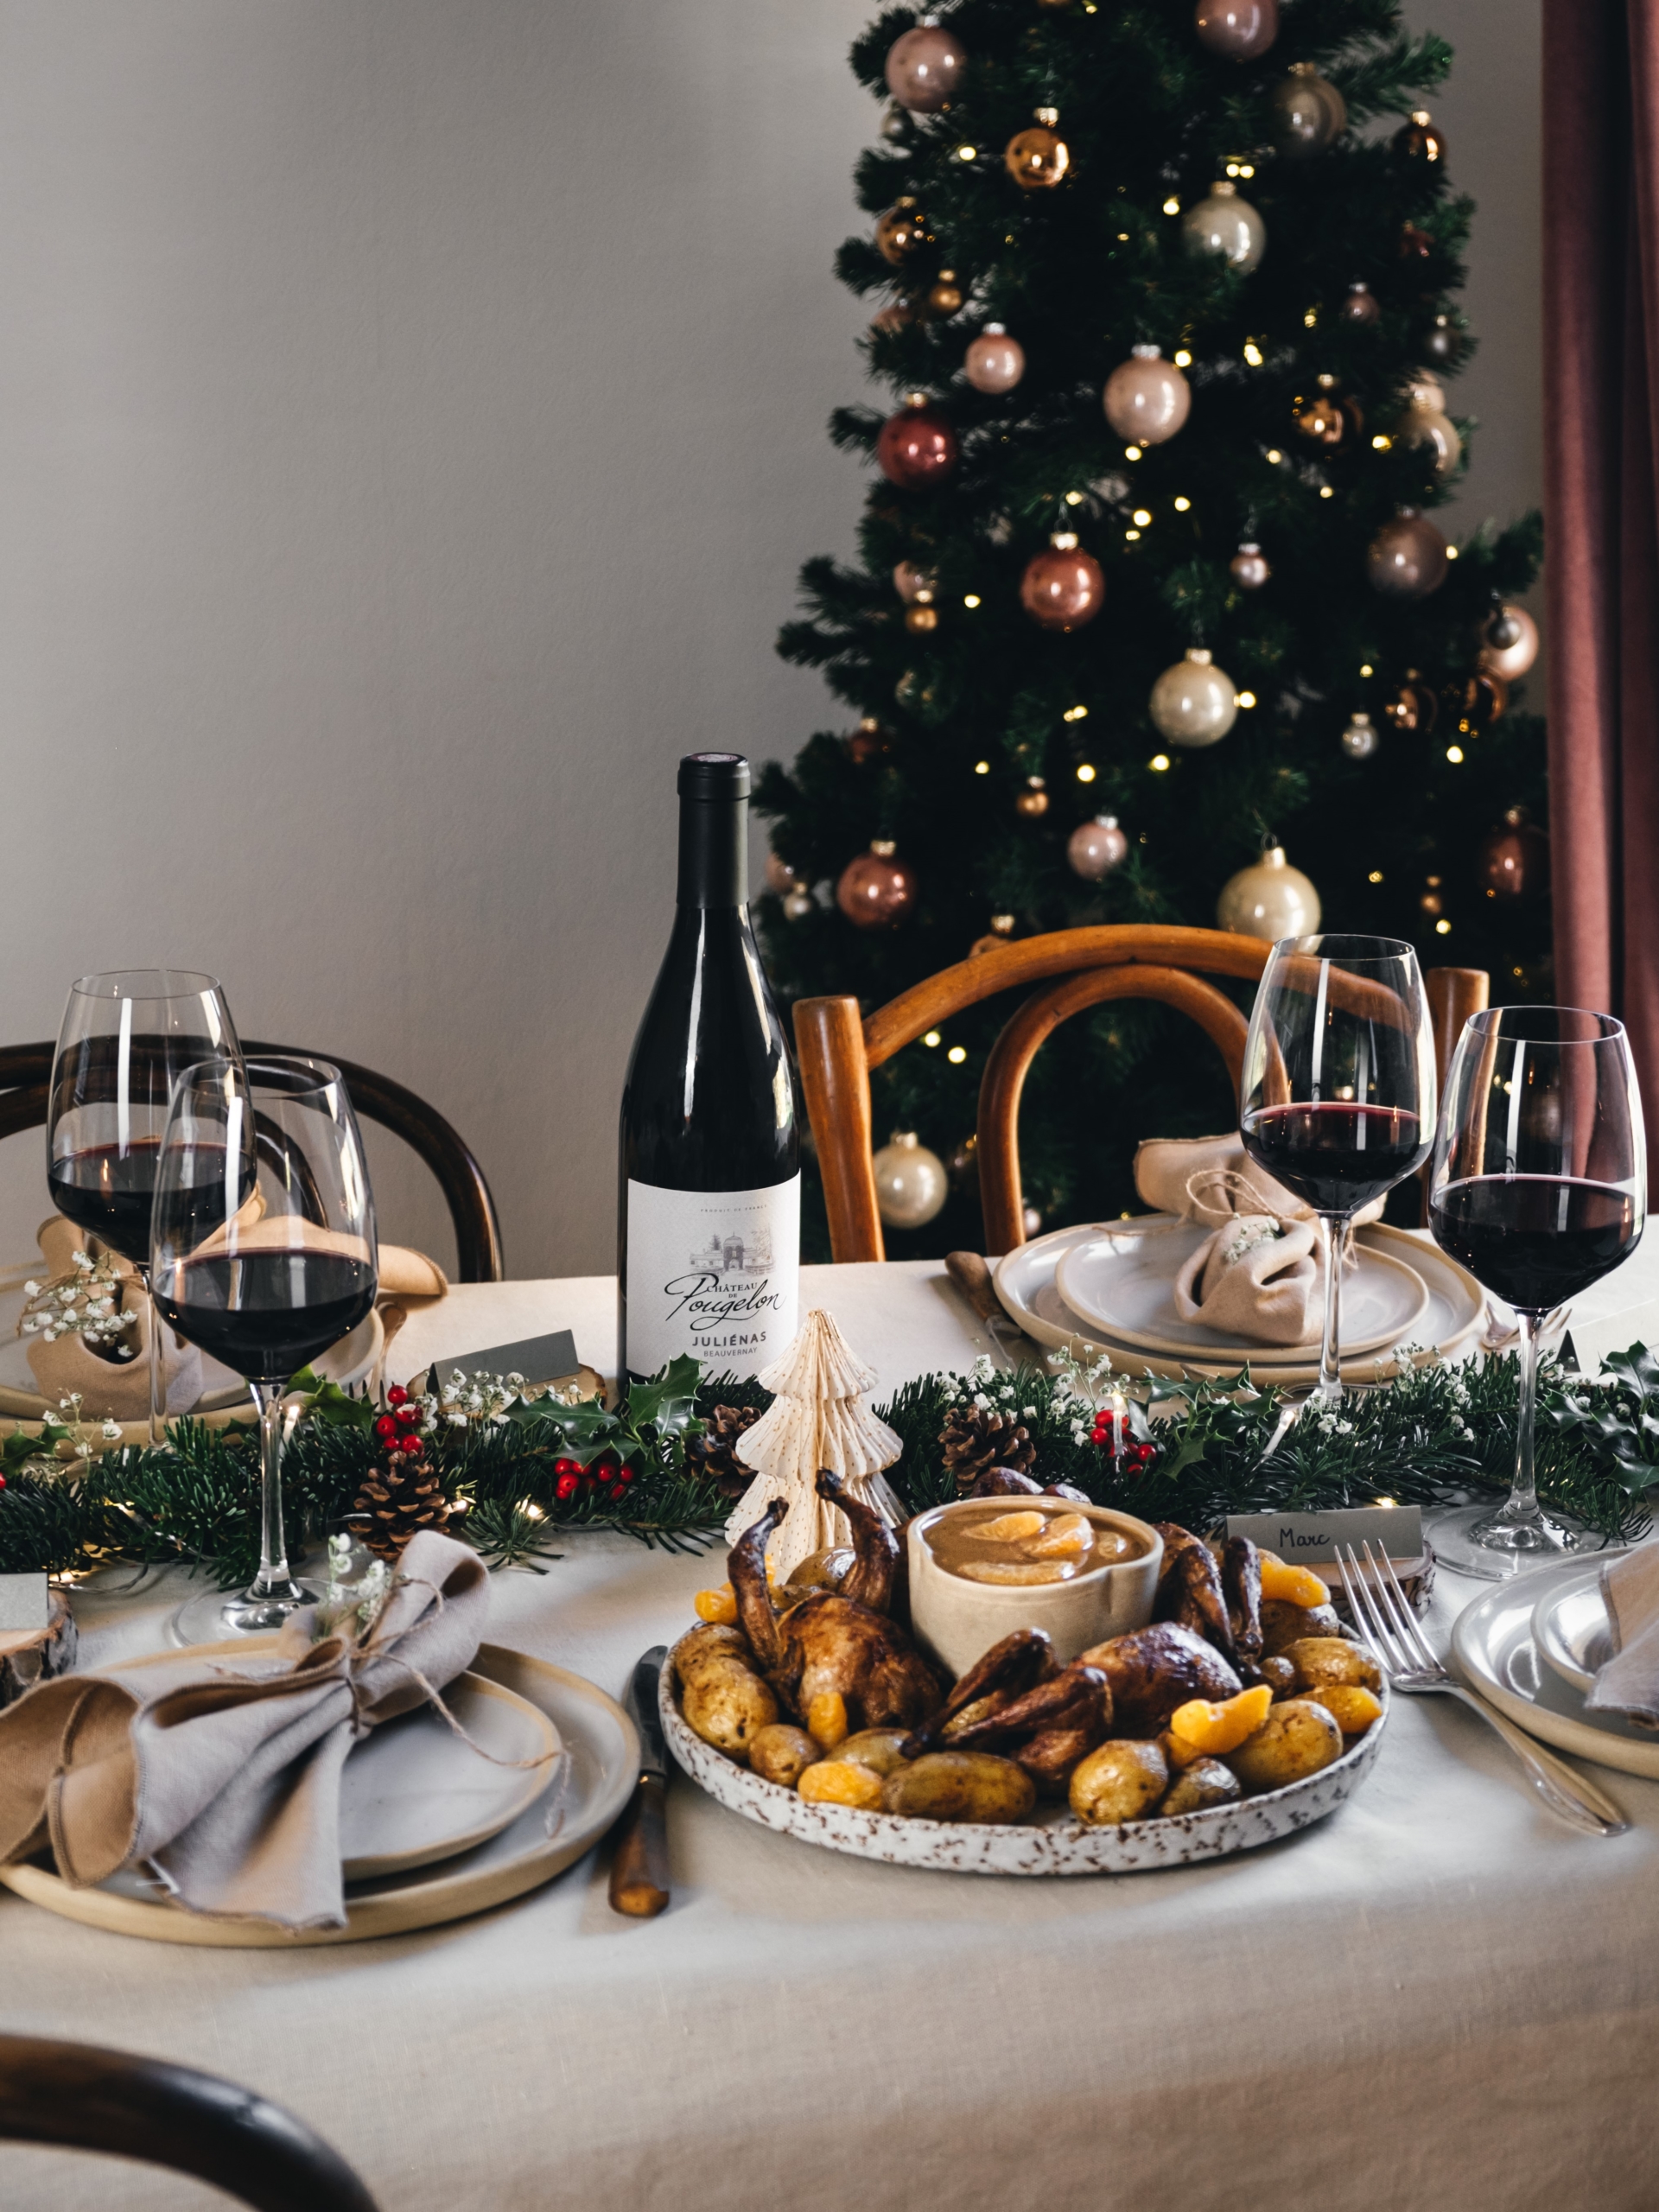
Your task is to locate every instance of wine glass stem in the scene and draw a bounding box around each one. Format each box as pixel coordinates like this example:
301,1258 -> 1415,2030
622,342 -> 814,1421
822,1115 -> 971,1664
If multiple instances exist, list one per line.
1317,1214 -> 1346,1402
251,1381 -> 293,1598
1498,1312 -> 1543,1528
138,1266 -> 165,1451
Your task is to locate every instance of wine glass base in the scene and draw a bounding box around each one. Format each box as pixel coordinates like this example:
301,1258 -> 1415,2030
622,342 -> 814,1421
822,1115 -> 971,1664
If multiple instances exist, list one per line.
1425,1500 -> 1591,1582
169,1578 -> 323,1648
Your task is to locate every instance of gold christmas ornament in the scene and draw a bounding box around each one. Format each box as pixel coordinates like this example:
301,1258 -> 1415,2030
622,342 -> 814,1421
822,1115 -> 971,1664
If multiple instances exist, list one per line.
1479,602 -> 1540,680
1149,647 -> 1238,747
1103,345 -> 1192,444
1216,843 -> 1321,939
905,603 -> 939,633
1015,775 -> 1050,817
1398,372 -> 1461,474
1005,115 -> 1070,190
875,199 -> 931,264
782,887 -> 815,921
872,1131 -> 950,1230
1395,109 -> 1446,165
1340,711 -> 1379,760
927,269 -> 965,315
1295,389 -> 1347,446
1271,62 -> 1346,157
1182,181 -> 1265,271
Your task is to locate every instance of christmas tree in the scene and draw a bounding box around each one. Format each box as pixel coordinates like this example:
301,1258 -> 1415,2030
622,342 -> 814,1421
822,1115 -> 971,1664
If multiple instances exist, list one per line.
755,0 -> 1547,1262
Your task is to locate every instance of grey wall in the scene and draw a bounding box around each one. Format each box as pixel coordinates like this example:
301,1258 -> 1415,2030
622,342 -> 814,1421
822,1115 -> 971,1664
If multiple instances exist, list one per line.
0,0 -> 1541,1279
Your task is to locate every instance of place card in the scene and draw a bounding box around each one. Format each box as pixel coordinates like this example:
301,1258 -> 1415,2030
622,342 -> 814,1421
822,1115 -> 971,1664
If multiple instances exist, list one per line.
0,1573 -> 49,1634
1224,1503 -> 1424,1565
430,1331 -> 580,1393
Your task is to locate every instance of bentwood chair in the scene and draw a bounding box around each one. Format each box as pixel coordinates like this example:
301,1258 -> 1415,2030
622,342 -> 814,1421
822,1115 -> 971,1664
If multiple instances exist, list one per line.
0,2033 -> 378,2210
0,1039 -> 504,1281
793,925 -> 1490,1260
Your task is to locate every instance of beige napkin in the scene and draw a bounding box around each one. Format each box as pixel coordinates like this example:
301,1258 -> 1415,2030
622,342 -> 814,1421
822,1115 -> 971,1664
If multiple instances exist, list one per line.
1585,1545 -> 1659,1731
0,1530 -> 488,1929
1133,1132 -> 1382,1349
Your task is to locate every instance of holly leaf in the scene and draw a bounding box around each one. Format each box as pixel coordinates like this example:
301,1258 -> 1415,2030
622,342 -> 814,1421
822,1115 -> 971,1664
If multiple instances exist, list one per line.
288,1370 -> 378,1429
625,1354 -> 705,1439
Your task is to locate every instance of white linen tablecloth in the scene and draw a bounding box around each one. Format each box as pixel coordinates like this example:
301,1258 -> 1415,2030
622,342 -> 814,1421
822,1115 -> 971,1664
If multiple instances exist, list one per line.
6,1250 -> 1659,2211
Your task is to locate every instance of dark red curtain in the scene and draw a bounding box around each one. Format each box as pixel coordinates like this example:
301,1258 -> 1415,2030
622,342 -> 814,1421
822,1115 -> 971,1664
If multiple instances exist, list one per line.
1543,0 -> 1659,1177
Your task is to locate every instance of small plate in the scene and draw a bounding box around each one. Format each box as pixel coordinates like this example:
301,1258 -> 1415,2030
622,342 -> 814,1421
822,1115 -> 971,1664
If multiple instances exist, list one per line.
1450,1556 -> 1659,1781
0,1643 -> 636,1945
995,1222 -> 1484,1387
1056,1217 -> 1429,1362
1531,1564 -> 1617,1696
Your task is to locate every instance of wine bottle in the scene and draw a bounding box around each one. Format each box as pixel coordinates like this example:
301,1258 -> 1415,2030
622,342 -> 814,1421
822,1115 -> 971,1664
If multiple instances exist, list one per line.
618,753 -> 800,1382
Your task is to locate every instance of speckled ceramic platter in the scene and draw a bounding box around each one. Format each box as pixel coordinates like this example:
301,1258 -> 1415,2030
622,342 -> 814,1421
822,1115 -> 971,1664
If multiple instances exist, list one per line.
661,1665 -> 1388,1877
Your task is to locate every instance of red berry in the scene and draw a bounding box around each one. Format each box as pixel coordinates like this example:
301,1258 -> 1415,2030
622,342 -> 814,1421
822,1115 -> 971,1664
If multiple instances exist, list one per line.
387,1385 -> 408,1408
0,1472 -> 7,1490
400,1435 -> 423,1455
553,1457 -> 580,1477
395,1405 -> 420,1427
374,1415 -> 398,1443
616,1464 -> 637,1484
607,1482 -> 627,1504
556,1472 -> 579,1502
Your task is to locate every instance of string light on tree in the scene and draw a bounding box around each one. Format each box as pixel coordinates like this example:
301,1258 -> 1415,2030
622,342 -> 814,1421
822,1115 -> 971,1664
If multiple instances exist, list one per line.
1005,109 -> 1070,189
885,25 -> 967,111
965,324 -> 1025,392
1149,648 -> 1238,747
1103,346 -> 1191,443
1182,181 -> 1266,271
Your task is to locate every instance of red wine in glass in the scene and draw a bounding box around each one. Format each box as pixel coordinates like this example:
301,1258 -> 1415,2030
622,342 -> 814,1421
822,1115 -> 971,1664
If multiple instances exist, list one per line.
1429,1176 -> 1638,1313
47,1139 -> 165,1268
1243,1103 -> 1423,1217
153,1252 -> 378,1386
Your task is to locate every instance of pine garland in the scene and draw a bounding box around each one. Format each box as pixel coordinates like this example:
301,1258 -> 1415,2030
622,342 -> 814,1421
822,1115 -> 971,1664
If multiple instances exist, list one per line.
2,1346 -> 1650,1584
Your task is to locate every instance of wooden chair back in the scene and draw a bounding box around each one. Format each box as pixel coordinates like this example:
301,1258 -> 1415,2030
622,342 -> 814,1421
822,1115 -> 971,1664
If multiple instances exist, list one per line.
0,2033 -> 378,2210
0,1039 -> 504,1281
793,928 -> 1490,1261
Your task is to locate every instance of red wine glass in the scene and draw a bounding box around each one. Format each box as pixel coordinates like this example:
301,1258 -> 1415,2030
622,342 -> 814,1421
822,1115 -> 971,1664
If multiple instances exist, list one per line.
1427,1007 -> 1645,1579
155,1056 -> 378,1642
1240,935 -> 1436,1400
47,971 -> 243,1446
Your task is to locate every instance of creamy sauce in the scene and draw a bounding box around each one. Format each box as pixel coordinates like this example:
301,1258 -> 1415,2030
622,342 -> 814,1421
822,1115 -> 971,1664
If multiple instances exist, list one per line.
924,1503 -> 1146,1586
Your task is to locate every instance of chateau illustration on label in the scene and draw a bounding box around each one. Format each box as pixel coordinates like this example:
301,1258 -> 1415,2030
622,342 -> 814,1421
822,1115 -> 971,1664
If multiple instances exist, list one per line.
689,1225 -> 775,1278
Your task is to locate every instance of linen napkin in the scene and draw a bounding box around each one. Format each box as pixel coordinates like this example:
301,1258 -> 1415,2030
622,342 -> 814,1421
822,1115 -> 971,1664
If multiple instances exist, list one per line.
1585,1544 -> 1659,1732
0,1529 -> 489,1929
1132,1132 -> 1385,1349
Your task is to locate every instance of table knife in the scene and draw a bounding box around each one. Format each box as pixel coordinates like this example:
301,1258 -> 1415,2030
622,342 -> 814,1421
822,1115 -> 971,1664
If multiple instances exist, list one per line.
944,1250 -> 1034,1368
607,1645 -> 671,1918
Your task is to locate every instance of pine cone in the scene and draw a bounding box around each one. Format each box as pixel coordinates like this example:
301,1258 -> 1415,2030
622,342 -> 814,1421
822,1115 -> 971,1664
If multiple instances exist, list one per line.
940,1402 -> 1036,1492
350,1456 -> 451,1562
685,1403 -> 762,1499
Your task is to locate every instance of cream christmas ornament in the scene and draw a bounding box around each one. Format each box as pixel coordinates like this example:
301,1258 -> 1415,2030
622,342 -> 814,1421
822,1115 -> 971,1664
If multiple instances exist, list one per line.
1340,710 -> 1379,760
1398,377 -> 1461,474
724,1309 -> 905,1577
1103,346 -> 1191,445
964,325 -> 1026,394
1150,648 -> 1237,747
1479,603 -> 1540,680
1216,844 -> 1321,939
872,1131 -> 949,1228
1182,181 -> 1265,272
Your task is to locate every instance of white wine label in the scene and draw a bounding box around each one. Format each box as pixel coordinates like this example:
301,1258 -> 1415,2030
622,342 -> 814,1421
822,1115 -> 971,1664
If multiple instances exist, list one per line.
626,1175 -> 801,1378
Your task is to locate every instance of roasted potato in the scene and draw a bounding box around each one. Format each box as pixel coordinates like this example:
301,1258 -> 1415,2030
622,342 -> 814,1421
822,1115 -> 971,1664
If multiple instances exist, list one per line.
673,1623 -> 752,1687
680,1656 -> 779,1759
836,1727 -> 912,1777
1226,1698 -> 1344,1792
881,1751 -> 1036,1825
749,1724 -> 819,1789
1285,1637 -> 1382,1694
1260,1599 -> 1344,1655
1160,1757 -> 1243,1818
1068,1738 -> 1168,1827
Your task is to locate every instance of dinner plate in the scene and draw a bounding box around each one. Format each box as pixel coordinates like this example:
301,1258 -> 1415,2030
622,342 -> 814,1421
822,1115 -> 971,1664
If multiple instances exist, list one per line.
662,1660 -> 1388,1876
0,1642 -> 638,1945
1450,1557 -> 1659,1781
1531,1564 -> 1616,1695
995,1221 -> 1484,1387
1055,1218 -> 1429,1362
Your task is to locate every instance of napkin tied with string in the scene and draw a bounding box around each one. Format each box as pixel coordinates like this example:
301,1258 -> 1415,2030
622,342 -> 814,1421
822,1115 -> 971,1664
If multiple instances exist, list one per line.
0,1530 -> 489,1929
1585,1545 -> 1659,1732
1132,1133 -> 1385,1349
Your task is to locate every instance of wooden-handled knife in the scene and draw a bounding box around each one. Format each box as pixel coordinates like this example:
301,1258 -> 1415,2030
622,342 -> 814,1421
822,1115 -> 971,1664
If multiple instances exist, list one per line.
607,1646 -> 671,1918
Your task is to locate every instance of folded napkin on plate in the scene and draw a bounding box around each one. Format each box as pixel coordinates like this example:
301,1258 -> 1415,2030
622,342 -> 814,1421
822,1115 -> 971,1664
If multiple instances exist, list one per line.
0,1530 -> 488,1929
1585,1545 -> 1659,1732
1131,1131 -> 1385,1349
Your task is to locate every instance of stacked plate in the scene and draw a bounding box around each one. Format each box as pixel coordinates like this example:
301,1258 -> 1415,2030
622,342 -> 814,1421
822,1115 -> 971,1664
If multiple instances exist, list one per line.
993,1216 -> 1484,1386
0,1639 -> 639,1944
1452,1554 -> 1659,1783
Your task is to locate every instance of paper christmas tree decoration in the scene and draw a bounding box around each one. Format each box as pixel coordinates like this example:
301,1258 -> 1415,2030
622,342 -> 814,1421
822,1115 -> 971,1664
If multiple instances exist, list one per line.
723,1308 -> 904,1576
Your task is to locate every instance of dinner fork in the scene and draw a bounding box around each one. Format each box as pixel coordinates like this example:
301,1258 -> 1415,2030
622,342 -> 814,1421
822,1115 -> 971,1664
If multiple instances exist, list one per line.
1335,1541 -> 1630,1837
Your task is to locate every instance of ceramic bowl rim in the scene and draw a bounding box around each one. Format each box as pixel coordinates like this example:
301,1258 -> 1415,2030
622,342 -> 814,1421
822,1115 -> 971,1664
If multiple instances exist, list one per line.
908,1497 -> 1164,1602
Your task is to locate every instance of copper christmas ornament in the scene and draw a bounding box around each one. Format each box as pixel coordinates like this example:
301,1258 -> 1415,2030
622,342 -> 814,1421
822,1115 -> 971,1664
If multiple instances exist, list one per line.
1019,534 -> 1105,630
885,26 -> 967,112
877,399 -> 959,489
1193,0 -> 1278,59
836,841 -> 918,927
1367,508 -> 1449,598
